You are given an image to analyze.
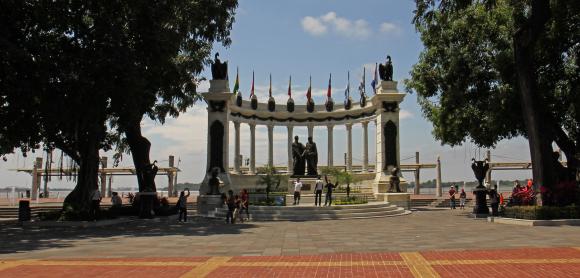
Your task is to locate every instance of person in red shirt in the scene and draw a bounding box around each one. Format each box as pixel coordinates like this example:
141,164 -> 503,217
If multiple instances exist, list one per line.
239,188 -> 250,222
448,186 -> 457,209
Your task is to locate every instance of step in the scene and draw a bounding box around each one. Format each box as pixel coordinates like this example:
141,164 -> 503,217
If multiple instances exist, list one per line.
233,205 -> 400,216
234,209 -> 409,221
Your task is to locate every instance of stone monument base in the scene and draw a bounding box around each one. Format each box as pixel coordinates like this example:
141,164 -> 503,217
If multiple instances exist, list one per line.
287,176 -> 319,194
197,195 -> 223,217
375,193 -> 410,210
373,176 -> 408,193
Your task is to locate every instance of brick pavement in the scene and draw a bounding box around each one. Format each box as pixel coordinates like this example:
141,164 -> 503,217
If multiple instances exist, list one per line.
1,247 -> 580,277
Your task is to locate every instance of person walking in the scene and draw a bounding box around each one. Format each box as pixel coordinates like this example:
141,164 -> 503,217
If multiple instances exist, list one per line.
324,175 -> 337,206
448,186 -> 456,210
239,189 -> 250,222
293,178 -> 303,205
459,188 -> 467,210
489,184 -> 500,216
177,189 -> 190,222
314,176 -> 324,206
225,190 -> 235,223
89,188 -> 102,221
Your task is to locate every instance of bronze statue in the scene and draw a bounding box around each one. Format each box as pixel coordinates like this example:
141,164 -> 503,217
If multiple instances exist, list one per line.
379,55 -> 393,81
388,167 -> 401,193
208,168 -> 221,195
292,136 -> 306,175
304,136 -> 318,176
211,52 -> 228,80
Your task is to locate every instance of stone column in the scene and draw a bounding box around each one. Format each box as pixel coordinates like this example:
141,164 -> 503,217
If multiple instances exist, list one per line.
346,123 -> 353,171
436,155 -> 442,197
362,121 -> 369,172
414,151 -> 421,195
307,124 -> 314,138
31,157 -> 42,200
287,125 -> 294,174
249,123 -> 256,174
233,121 -> 241,174
168,155 -> 175,197
327,124 -> 334,167
267,124 -> 274,168
100,157 -> 107,197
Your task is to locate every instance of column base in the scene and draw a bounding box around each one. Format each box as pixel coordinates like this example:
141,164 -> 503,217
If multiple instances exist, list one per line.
375,193 -> 411,210
197,195 -> 224,217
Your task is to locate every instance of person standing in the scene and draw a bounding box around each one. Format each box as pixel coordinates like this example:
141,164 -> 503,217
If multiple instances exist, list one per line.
293,178 -> 303,205
178,189 -> 190,222
489,184 -> 500,216
324,175 -> 337,206
225,190 -> 235,223
239,189 -> 250,222
459,188 -> 467,210
448,186 -> 456,210
314,176 -> 324,206
89,188 -> 102,221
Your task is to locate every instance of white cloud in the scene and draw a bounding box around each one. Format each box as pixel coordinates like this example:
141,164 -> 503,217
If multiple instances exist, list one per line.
379,22 -> 401,34
400,109 -> 413,120
301,16 -> 327,36
301,12 -> 372,39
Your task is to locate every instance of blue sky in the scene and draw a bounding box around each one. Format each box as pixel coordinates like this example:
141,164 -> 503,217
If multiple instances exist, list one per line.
0,0 -> 533,190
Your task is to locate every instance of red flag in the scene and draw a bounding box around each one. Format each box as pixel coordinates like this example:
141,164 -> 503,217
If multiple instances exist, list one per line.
288,76 -> 292,97
327,73 -> 332,98
250,71 -> 255,98
306,76 -> 312,100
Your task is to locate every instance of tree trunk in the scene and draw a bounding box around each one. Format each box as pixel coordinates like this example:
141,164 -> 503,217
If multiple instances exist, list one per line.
62,136 -> 100,219
512,0 -> 555,205
124,119 -> 157,218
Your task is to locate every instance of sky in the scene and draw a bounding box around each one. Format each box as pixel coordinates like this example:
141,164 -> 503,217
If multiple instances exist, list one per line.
0,0 -> 534,190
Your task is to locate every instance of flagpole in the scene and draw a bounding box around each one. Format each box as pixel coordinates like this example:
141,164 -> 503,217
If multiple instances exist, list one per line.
269,73 -> 272,97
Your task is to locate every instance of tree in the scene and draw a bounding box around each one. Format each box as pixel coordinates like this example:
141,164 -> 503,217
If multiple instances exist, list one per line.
256,166 -> 281,201
1,1 -> 238,218
407,0 -> 580,204
103,0 -> 237,217
1,1 -> 115,215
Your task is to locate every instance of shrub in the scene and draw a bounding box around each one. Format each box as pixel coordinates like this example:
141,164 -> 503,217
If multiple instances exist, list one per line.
334,196 -> 368,205
501,205 -> 580,220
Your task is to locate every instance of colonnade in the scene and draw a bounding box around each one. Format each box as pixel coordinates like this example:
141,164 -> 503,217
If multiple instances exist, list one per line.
232,121 -> 373,173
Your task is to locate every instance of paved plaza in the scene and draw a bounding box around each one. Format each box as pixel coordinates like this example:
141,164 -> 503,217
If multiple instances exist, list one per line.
1,209 -> 580,277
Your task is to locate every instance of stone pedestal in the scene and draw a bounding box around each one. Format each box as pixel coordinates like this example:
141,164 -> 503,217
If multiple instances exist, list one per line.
287,176 -> 318,194
375,192 -> 411,210
197,195 -> 224,217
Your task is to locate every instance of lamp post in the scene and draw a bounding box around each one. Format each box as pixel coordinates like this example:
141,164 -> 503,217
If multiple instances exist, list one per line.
471,158 -> 490,216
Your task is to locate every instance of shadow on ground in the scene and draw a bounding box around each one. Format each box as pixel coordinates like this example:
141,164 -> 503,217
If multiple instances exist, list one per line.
0,216 -> 255,255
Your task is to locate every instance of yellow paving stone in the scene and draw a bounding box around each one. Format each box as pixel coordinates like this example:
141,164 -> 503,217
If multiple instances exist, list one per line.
400,252 -> 441,278
430,258 -> 580,265
181,257 -> 232,278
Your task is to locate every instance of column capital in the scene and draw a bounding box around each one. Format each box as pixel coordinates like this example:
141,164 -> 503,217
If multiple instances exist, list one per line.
345,122 -> 353,130
233,121 -> 241,127
361,120 -> 369,127
327,124 -> 334,129
249,122 -> 256,129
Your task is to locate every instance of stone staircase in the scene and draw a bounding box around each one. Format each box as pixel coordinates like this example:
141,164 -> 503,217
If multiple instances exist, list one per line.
410,198 -> 438,207
212,202 -> 410,221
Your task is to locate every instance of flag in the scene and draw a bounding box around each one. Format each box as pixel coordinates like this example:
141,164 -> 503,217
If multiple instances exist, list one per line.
371,63 -> 378,94
358,67 -> 366,95
269,73 -> 272,97
306,76 -> 312,100
233,67 -> 240,94
288,76 -> 292,97
327,73 -> 332,98
250,71 -> 254,98
344,71 -> 350,99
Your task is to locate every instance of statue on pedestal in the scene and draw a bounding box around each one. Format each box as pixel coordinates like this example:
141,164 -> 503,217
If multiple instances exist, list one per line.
304,136 -> 318,176
388,167 -> 401,193
211,53 -> 228,80
292,136 -> 306,176
471,158 -> 490,215
208,168 -> 221,195
379,55 -> 393,81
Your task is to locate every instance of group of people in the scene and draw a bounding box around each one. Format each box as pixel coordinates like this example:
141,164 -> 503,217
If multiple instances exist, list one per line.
510,179 -> 535,205
448,183 -> 503,216
293,175 -> 337,206
447,186 -> 467,210
223,189 -> 249,224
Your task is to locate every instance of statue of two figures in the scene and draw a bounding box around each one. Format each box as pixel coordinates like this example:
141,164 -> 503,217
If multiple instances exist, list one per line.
388,167 -> 402,193
292,136 -> 318,176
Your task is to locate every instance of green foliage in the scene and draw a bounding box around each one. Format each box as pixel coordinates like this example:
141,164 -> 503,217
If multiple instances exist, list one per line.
334,196 -> 368,205
319,167 -> 360,187
256,166 -> 282,199
501,205 -> 580,220
407,0 -> 580,153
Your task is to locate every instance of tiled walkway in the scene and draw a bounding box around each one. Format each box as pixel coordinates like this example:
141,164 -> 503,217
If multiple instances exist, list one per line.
1,247 -> 580,277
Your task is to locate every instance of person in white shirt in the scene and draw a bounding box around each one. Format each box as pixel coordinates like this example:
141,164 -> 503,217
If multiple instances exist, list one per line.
90,189 -> 102,221
293,178 -> 303,205
314,176 -> 324,206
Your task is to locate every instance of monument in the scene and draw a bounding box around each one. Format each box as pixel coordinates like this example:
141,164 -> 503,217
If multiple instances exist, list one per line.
304,136 -> 318,176
471,158 -> 490,217
198,53 -> 232,217
292,136 -> 306,176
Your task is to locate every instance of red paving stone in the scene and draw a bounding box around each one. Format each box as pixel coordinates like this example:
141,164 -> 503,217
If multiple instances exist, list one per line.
0,265 -> 192,278
1,247 -> 580,277
421,247 -> 580,261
